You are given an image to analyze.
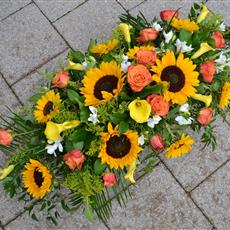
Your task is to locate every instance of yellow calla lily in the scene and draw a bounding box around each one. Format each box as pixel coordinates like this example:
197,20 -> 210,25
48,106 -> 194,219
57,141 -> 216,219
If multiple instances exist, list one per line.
124,160 -> 137,184
45,120 -> 80,141
128,99 -> 151,123
117,23 -> 132,43
64,60 -> 83,71
0,165 -> 15,180
191,93 -> 212,107
197,5 -> 210,23
191,42 -> 215,59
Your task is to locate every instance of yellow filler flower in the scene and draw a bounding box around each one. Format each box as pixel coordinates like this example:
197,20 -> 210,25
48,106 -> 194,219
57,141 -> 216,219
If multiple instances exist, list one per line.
171,18 -> 199,32
219,82 -> 230,109
127,45 -> 154,59
90,39 -> 118,55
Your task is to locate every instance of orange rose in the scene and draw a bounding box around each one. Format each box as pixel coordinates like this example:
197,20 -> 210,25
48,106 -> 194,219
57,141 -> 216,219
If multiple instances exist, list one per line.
0,128 -> 12,145
150,135 -> 164,152
128,65 -> 152,92
197,108 -> 213,125
211,31 -> 225,48
136,28 -> 159,43
136,49 -> 157,66
200,60 -> 215,83
52,71 -> 69,88
160,9 -> 179,21
146,94 -> 170,116
103,173 -> 116,187
63,150 -> 85,171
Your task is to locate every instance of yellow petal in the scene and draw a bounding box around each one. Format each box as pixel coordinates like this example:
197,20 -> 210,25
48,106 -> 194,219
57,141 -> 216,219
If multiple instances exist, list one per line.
124,160 -> 136,183
197,5 -> 210,23
0,165 -> 15,180
117,23 -> 132,43
191,93 -> 212,107
191,42 -> 215,59
128,99 -> 151,123
64,60 -> 83,71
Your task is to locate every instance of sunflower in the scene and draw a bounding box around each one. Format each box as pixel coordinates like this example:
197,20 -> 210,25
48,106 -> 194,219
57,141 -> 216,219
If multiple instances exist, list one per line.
171,18 -> 199,32
219,82 -> 230,109
99,123 -> 142,169
81,61 -> 124,106
22,159 -> 52,199
90,39 -> 119,55
34,91 -> 61,123
165,134 -> 194,158
152,51 -> 199,105
127,45 -> 154,59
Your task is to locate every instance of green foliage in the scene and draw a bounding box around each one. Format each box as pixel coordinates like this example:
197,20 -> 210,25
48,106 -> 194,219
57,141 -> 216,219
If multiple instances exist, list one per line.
67,50 -> 85,63
201,124 -> 217,150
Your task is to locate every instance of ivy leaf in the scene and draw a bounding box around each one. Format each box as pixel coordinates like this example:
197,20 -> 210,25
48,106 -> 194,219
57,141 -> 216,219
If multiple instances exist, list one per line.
68,50 -> 85,63
119,121 -> 129,134
67,89 -> 84,107
179,29 -> 192,42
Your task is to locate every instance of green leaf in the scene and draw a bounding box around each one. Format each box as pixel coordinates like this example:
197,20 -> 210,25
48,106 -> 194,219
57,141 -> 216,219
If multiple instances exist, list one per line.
67,89 -> 84,106
109,112 -> 129,124
28,93 -> 43,102
80,107 -> 90,123
179,29 -> 192,42
73,141 -> 84,151
84,205 -> 96,223
94,159 -> 107,175
133,84 -> 162,98
119,121 -> 129,134
31,213 -> 39,222
68,50 -> 85,63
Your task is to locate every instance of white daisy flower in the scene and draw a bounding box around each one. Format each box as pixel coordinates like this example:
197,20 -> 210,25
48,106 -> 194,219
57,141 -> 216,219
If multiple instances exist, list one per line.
163,30 -> 173,43
45,138 -> 63,157
179,103 -> 189,113
147,115 -> 162,128
215,52 -> 227,65
88,106 -> 99,125
176,39 -> 193,53
219,22 -> 226,32
175,116 -> 193,125
152,21 -> 163,31
121,55 -> 131,72
138,135 -> 145,146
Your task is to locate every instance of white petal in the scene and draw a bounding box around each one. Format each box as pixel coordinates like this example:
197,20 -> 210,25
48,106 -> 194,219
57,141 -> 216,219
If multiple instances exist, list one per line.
215,53 -> 227,65
122,54 -> 129,62
82,61 -> 88,70
175,116 -> 192,125
89,106 -> 97,114
58,143 -> 63,152
163,31 -> 173,43
219,22 -> 226,31
152,22 -> 163,31
121,61 -> 131,73
179,103 -> 189,113
176,39 -> 193,53
138,135 -> 145,146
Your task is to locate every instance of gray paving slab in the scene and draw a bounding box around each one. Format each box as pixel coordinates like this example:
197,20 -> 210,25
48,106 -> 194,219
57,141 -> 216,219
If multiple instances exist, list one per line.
53,0 -> 124,51
191,160 -> 230,230
0,3 -> 67,85
12,49 -> 69,106
34,0 -> 87,22
161,117 -> 230,192
0,0 -> 31,21
117,0 -> 147,10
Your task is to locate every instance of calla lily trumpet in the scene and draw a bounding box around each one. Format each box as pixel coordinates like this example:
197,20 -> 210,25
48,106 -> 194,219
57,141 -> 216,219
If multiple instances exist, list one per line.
191,42 -> 215,59
45,120 -> 80,141
197,5 -> 210,23
191,93 -> 212,107
117,23 -> 132,43
124,160 -> 137,184
0,165 -> 15,180
64,60 -> 83,71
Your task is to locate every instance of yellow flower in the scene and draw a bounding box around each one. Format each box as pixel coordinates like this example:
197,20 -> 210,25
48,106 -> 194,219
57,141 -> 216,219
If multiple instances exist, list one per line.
64,60 -> 83,71
44,120 -> 80,141
22,159 -> 52,199
90,39 -> 119,55
191,42 -> 215,59
197,5 -> 210,23
219,82 -> 230,109
0,165 -> 15,180
124,160 -> 137,183
127,45 -> 154,59
171,18 -> 199,32
99,123 -> 142,169
152,51 -> 199,105
128,99 -> 151,123
34,91 -> 61,123
117,23 -> 132,43
165,134 -> 194,158
191,93 -> 212,107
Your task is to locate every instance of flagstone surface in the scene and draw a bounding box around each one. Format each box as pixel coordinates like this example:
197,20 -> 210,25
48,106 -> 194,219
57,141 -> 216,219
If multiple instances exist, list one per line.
0,0 -> 229,229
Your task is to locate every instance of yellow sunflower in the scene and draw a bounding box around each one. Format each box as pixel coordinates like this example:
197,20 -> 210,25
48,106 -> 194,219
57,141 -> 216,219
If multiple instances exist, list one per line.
127,45 -> 154,59
171,18 -> 199,32
80,61 -> 124,106
99,123 -> 142,169
152,51 -> 199,105
165,134 -> 194,158
219,82 -> 230,109
22,159 -> 52,199
34,91 -> 61,123
90,39 -> 119,55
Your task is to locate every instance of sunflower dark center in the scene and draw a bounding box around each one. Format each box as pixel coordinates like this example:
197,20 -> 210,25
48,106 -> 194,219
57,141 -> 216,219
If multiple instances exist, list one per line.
106,135 -> 131,158
34,168 -> 44,187
43,101 -> 54,116
94,75 -> 118,100
161,66 -> 185,92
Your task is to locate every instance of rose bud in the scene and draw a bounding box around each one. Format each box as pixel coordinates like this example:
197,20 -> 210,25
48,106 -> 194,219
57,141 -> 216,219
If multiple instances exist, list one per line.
136,28 -> 159,43
147,94 -> 170,116
136,49 -> 157,66
103,173 -> 116,187
150,135 -> 164,152
210,31 -> 225,48
200,60 -> 215,83
52,71 -> 69,88
197,108 -> 213,125
160,9 -> 179,21
63,150 -> 85,171
0,128 -> 13,145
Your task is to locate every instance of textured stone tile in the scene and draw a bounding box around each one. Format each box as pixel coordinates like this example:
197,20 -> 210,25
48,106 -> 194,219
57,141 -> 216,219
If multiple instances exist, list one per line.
117,0 -> 147,10
12,49 -> 69,106
54,0 -> 124,51
0,0 -> 31,21
34,0 -> 87,22
161,117 -> 230,192
0,4 -> 67,85
191,161 -> 230,230
106,164 -> 211,229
